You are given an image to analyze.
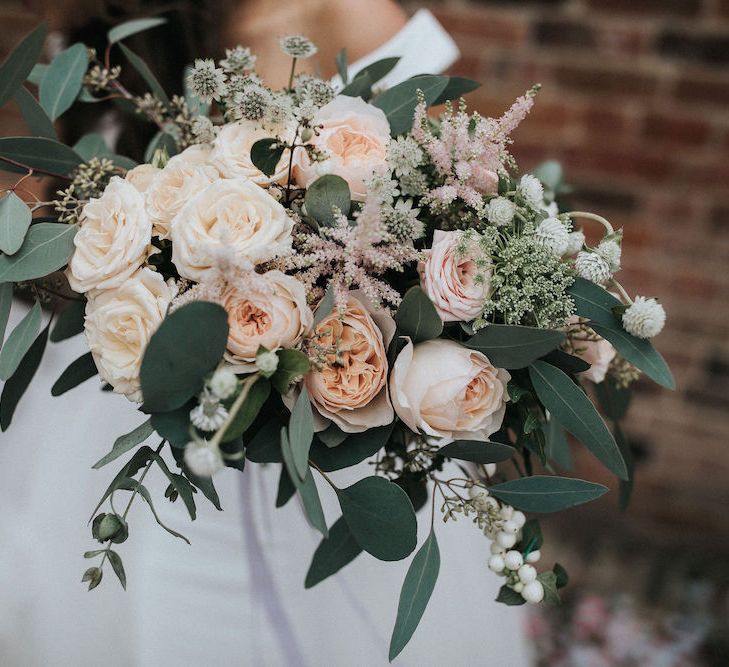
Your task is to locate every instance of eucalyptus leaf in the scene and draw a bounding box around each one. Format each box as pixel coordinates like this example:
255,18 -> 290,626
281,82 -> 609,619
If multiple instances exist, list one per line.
545,416 -> 572,470
0,301 -> 41,380
305,515 -> 362,588
280,426 -> 302,487
92,419 -> 154,469
288,387 -> 315,480
432,76 -> 480,105
0,283 -> 11,347
373,75 -> 448,136
108,17 -> 167,44
595,376 -> 632,422
496,584 -> 526,606
39,43 -> 88,120
352,57 -> 400,86
26,63 -> 47,88
271,348 -> 310,394
541,349 -> 591,375
0,222 -> 77,282
222,377 -> 270,441
139,301 -> 228,412
299,468 -> 328,538
149,402 -> 192,448
0,137 -> 82,177
49,299 -> 85,342
0,191 -> 31,255
488,475 -> 608,513
0,23 -> 48,109
309,422 -> 393,472
304,174 -> 351,227
395,286 -> 443,343
148,450 -> 197,520
317,423 -> 347,448
249,138 -> 284,177
144,131 -> 178,162
119,44 -> 171,108
51,351 -> 97,396
313,283 -> 335,328
529,360 -> 628,479
13,86 -> 56,139
106,550 -> 126,590
276,466 -> 296,507
339,72 -> 372,98
173,447 -> 222,511
337,476 -> 417,561
389,528 -> 440,661
335,48 -> 348,85
437,440 -> 515,464
117,477 -> 190,543
246,420 -> 283,463
465,325 -> 565,369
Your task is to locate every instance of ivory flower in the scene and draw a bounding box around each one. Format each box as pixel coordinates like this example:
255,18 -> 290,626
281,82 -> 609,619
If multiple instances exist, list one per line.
67,177 -> 152,294
145,145 -> 219,239
566,316 -> 616,384
390,338 -> 510,442
84,268 -> 174,402
419,229 -> 489,322
293,95 -> 390,200
170,177 -> 293,282
125,163 -> 160,193
305,291 -> 395,433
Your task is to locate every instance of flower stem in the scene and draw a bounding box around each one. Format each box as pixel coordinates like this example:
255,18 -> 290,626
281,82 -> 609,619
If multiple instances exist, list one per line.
287,57 -> 298,91
608,278 -> 633,305
565,210 -> 614,236
209,373 -> 259,448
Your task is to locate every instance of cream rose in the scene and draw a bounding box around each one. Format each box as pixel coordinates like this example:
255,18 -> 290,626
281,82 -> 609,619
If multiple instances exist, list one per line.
211,121 -> 289,185
390,338 -> 510,442
305,291 -> 395,433
145,145 -> 219,239
84,267 -> 174,402
419,229 -> 490,323
566,316 -> 616,384
125,163 -> 159,193
222,270 -> 313,369
67,176 -> 152,294
293,96 -> 390,200
170,177 -> 293,282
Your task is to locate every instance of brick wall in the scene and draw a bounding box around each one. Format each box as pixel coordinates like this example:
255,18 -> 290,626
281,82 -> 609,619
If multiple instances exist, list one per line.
415,0 -> 729,548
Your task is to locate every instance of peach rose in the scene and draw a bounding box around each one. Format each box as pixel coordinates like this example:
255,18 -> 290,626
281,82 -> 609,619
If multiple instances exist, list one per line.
211,121 -> 290,185
566,316 -> 616,384
305,291 -> 395,433
125,163 -> 160,193
390,338 -> 510,442
419,229 -> 490,322
145,145 -> 219,239
223,270 -> 313,370
293,96 -> 390,200
84,267 -> 174,402
67,177 -> 152,294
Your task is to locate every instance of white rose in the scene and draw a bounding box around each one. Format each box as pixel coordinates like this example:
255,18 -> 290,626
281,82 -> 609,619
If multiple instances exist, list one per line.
170,177 -> 293,282
125,163 -> 160,193
67,177 -> 152,294
211,121 -> 290,185
145,145 -> 219,239
84,268 -> 174,402
390,338 -> 510,442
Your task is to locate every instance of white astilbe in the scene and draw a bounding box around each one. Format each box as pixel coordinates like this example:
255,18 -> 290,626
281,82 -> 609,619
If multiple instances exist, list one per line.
622,296 -> 666,338
187,59 -> 228,103
534,217 -> 569,256
575,250 -> 612,284
388,136 -> 424,177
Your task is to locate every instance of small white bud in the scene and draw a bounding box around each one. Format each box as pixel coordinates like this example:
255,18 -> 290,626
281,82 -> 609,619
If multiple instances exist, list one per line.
184,440 -> 223,477
522,580 -> 545,604
518,564 -> 537,584
513,582 -> 524,593
255,350 -> 279,376
511,511 -> 526,528
500,505 -> 514,521
496,531 -> 517,549
490,542 -> 506,555
504,550 -> 524,570
468,485 -> 489,500
208,367 -> 238,400
502,520 -> 520,535
488,555 -> 505,573
565,229 -> 585,255
526,550 -> 542,563
484,463 -> 496,477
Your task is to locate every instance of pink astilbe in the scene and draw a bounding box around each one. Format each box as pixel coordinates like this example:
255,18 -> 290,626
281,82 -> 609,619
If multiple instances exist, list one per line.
412,85 -> 539,217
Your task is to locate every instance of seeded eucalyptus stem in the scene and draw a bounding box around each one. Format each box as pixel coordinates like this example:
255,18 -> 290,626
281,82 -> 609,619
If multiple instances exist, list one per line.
209,374 -> 260,448
565,210 -> 614,236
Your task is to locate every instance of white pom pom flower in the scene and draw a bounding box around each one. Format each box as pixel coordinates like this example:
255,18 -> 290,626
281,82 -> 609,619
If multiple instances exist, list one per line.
209,367 -> 238,400
622,296 -> 666,338
487,197 -> 516,226
565,229 -> 585,256
575,250 -> 612,284
184,440 -> 224,477
535,217 -> 569,256
518,174 -> 544,210
597,239 -> 622,271
190,394 -> 229,432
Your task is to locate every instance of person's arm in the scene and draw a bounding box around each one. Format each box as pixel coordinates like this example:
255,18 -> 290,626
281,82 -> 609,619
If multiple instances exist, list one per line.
224,0 -> 407,86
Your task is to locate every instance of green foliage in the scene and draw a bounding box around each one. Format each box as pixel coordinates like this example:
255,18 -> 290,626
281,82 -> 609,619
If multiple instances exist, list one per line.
0,136 -> 82,177
82,566 -> 102,590
437,440 -> 515,464
51,351 -> 97,396
529,360 -> 628,479
389,528 -> 440,661
352,57 -> 400,86
249,138 -> 284,177
309,422 -> 394,472
395,286 -> 443,343
373,74 -> 448,136
73,133 -> 136,169
147,449 -> 197,520
0,23 -> 47,109
299,468 -> 328,538
594,376 -> 632,422
107,17 -> 168,44
0,283 -> 11,347
13,86 -> 56,140
541,349 -> 591,375
276,466 -> 296,507
432,76 -> 480,105
150,403 -> 191,448
305,515 -> 363,588
0,300 -> 40,380
39,43 -> 88,120
245,420 -> 283,463
335,48 -> 349,85
107,550 -> 126,590
271,348 -> 311,394
520,518 -> 544,552
553,562 -> 569,589
304,174 -> 351,226
0,222 -> 77,282
531,161 -> 563,192
92,419 -> 154,469
496,584 -> 526,606
568,278 -> 674,389
488,475 -> 608,513
538,570 -> 560,604
118,44 -> 171,108
545,416 -> 572,470
139,301 -> 228,412
288,386 -> 315,481
313,284 -> 335,328
49,299 -> 85,342
222,378 -> 270,441
144,131 -> 177,162
339,72 -> 372,98
336,476 -> 417,561
465,325 -> 565,369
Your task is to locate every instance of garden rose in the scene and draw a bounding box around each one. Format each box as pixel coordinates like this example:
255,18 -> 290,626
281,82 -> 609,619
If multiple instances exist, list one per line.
293,95 -> 390,200
223,271 -> 313,369
170,177 -> 293,282
390,338 -> 510,441
145,145 -> 219,239
566,316 -> 616,384
125,163 -> 159,193
84,267 -> 174,402
305,291 -> 394,432
211,120 -> 289,185
67,177 -> 152,294
419,229 -> 490,322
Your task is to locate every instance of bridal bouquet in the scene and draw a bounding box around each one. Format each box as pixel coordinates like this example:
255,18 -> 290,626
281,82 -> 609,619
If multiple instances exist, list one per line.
0,19 -> 673,658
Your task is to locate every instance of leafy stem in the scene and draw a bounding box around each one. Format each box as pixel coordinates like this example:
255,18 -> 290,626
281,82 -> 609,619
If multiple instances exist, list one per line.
565,210 -> 614,236
209,373 -> 259,448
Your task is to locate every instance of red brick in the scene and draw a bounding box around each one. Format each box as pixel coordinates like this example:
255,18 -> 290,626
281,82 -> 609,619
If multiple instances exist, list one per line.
553,64 -> 658,97
642,112 -> 710,146
430,6 -> 528,48
675,75 -> 729,107
583,0 -> 703,17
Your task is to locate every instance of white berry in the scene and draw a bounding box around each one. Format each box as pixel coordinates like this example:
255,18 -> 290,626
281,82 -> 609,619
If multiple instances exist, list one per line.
484,463 -> 496,477
500,505 -> 514,521
518,564 -> 537,584
497,531 -> 517,549
490,542 -> 505,555
502,520 -> 519,535
511,511 -> 526,528
488,555 -> 505,573
522,580 -> 545,604
526,550 -> 541,563
513,582 -> 524,593
504,551 -> 523,570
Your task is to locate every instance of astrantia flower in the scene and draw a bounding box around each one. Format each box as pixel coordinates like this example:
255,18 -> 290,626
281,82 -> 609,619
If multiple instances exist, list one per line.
187,59 -> 228,103
279,35 -> 318,59
220,46 -> 256,74
229,84 -> 271,121
565,229 -> 585,256
293,74 -> 335,109
190,393 -> 229,432
184,440 -> 224,477
597,239 -> 622,271
518,174 -> 544,210
622,296 -> 666,338
535,217 -> 569,256
487,197 -> 516,227
191,116 -> 218,144
575,250 -> 611,284
387,136 -> 423,177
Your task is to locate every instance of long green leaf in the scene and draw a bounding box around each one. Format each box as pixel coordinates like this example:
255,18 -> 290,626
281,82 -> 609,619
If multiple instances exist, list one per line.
108,17 -> 167,44
0,136 -> 82,176
148,449 -> 197,520
49,299 -> 85,342
51,351 -> 97,396
437,440 -> 515,464
107,550 -> 126,590
0,222 -> 78,282
222,378 -> 270,441
352,57 -> 400,86
289,386 -> 314,480
0,23 -> 48,109
13,86 -> 56,139
395,285 -> 443,343
117,477 -> 190,543
465,325 -> 565,369
299,468 -> 328,538
489,475 -> 608,512
0,300 -> 41,380
389,528 -> 440,661
276,465 -> 297,507
93,419 -> 154,469
305,515 -> 363,588
150,404 -> 192,448
39,43 -> 88,120
432,76 -> 480,105
0,191 -> 32,255
529,361 -> 628,480
309,422 -> 394,472
119,44 -> 171,108
0,283 -> 12,348
373,75 -> 448,136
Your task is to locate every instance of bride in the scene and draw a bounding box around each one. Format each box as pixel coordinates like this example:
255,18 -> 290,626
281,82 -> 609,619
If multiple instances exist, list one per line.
0,2 -> 531,664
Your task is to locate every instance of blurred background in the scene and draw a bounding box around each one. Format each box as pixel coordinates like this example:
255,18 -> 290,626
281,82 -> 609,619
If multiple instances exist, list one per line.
2,0 -> 728,664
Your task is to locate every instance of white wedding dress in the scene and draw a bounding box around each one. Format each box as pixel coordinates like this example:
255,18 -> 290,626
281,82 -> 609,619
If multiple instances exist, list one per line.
0,11 -> 531,666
